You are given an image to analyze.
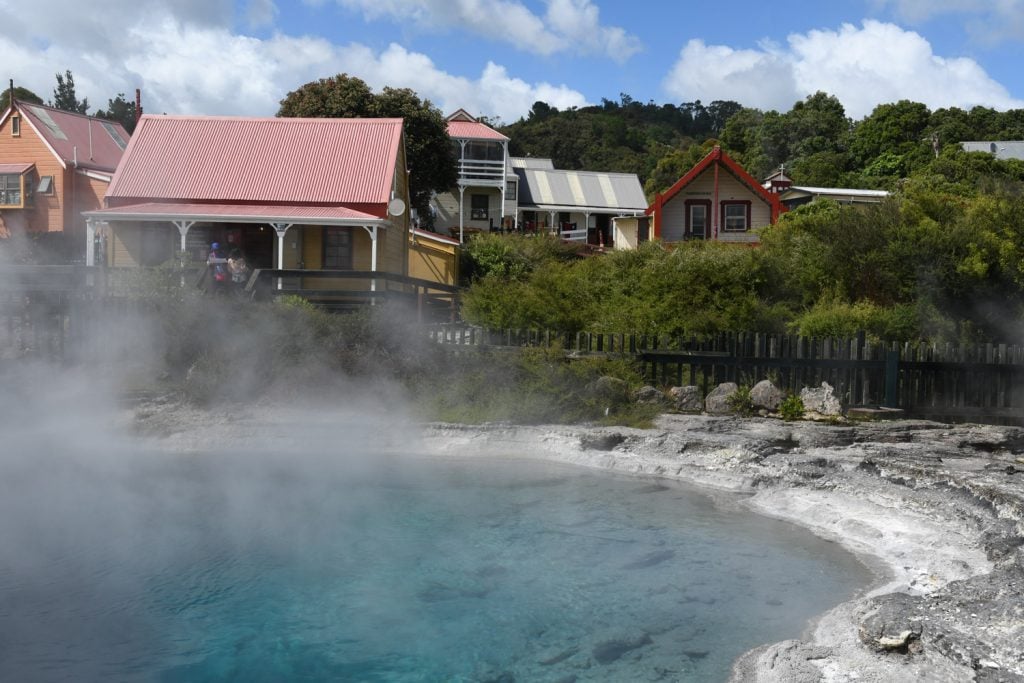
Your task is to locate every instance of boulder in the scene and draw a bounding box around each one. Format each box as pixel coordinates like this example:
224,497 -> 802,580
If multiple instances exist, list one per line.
705,382 -> 739,414
800,381 -> 843,416
669,385 -> 703,412
588,376 -> 629,406
750,379 -> 783,411
858,593 -> 923,654
634,385 -> 667,405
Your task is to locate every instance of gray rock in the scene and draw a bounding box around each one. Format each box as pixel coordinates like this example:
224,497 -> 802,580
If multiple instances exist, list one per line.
588,376 -> 630,407
858,592 -> 923,653
635,385 -> 667,405
705,382 -> 739,414
750,379 -> 783,411
800,382 -> 843,416
669,385 -> 703,412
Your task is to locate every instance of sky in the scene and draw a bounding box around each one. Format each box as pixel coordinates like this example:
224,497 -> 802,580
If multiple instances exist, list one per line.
2,0 -> 1024,125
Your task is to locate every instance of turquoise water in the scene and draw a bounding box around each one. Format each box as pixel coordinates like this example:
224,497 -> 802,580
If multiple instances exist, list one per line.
0,448 -> 872,682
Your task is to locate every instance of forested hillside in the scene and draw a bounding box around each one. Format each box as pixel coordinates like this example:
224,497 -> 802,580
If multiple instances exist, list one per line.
498,93 -> 1024,200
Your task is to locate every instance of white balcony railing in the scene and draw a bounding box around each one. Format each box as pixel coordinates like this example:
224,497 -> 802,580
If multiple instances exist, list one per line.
457,158 -> 505,184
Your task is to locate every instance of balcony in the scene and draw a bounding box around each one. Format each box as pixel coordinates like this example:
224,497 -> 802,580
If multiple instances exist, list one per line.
457,158 -> 506,186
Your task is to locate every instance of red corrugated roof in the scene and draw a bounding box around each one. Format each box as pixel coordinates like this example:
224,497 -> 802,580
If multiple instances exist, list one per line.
446,120 -> 508,141
17,102 -> 129,173
0,163 -> 34,174
106,115 -> 403,206
85,201 -> 382,224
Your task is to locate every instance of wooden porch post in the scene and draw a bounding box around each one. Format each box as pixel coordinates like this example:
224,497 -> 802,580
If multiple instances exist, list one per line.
172,220 -> 195,287
271,222 -> 292,290
458,185 -> 465,244
358,225 -> 379,297
85,218 -> 97,267
458,140 -> 467,244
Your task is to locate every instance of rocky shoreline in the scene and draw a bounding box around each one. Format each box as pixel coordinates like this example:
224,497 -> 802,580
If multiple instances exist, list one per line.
419,415 -> 1024,683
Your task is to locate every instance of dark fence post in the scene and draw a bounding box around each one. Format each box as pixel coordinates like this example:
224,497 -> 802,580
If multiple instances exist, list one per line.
884,349 -> 900,408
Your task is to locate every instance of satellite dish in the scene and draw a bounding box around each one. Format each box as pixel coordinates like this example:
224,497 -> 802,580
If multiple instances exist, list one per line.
388,198 -> 406,216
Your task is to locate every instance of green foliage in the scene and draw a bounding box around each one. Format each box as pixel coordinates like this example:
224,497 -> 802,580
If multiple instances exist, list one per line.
644,140 -> 718,198
778,395 -> 805,421
726,385 -> 755,416
791,297 -> 919,340
501,97 -> 743,186
1,85 -> 43,110
423,343 -> 656,426
94,93 -> 137,134
51,70 -> 88,113
459,232 -> 579,283
461,237 -> 793,337
277,74 -> 456,220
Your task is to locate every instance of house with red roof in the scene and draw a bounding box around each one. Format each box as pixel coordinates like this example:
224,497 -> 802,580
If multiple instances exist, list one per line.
432,109 -> 648,248
647,146 -> 782,244
432,109 -> 515,241
84,114 -> 412,287
0,95 -> 129,262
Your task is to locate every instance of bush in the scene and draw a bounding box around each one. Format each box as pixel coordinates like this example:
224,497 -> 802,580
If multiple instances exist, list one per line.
778,394 -> 805,421
726,384 -> 755,416
791,297 -> 919,341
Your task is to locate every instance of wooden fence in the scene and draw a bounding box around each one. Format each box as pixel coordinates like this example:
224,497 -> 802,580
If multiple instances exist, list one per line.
4,265 -> 1023,424
428,326 -> 1024,424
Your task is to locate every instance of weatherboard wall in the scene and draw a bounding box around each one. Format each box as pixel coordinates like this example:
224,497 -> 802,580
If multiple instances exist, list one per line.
659,168 -> 770,243
0,112 -> 66,235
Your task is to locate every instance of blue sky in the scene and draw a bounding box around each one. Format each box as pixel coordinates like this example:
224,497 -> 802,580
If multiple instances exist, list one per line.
2,0 -> 1024,124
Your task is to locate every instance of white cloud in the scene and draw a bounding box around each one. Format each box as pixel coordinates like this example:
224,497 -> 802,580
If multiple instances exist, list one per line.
662,20 -> 1024,119
1,7 -> 586,122
872,0 -> 1024,43
663,39 -> 800,112
331,0 -> 640,61
331,44 -> 589,121
544,0 -> 642,61
246,0 -> 279,28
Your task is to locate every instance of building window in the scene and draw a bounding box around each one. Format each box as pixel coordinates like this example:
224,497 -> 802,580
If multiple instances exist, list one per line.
685,199 -> 711,239
0,173 -> 23,207
10,115 -> 20,137
689,204 -> 707,238
505,180 -> 517,200
37,175 -> 54,195
470,194 -> 489,220
323,227 -> 352,269
722,201 -> 750,231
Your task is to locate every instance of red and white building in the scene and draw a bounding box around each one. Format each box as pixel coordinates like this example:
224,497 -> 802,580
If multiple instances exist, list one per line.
431,109 -> 515,241
647,146 -> 782,244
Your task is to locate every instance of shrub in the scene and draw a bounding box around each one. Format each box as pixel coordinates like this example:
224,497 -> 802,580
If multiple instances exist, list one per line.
726,384 -> 755,416
778,394 -> 805,421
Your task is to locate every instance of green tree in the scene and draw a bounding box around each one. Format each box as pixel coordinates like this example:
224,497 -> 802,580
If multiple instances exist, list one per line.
51,70 -> 88,114
643,139 -> 716,198
278,74 -> 456,223
786,92 -> 851,160
95,93 -> 137,133
850,100 -> 930,168
1,85 -> 43,110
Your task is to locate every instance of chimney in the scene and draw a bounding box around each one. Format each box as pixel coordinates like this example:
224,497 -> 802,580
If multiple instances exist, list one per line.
135,88 -> 143,121
8,78 -> 13,109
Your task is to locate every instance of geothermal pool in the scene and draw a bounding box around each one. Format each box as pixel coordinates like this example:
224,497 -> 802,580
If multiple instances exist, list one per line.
0,448 -> 872,682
